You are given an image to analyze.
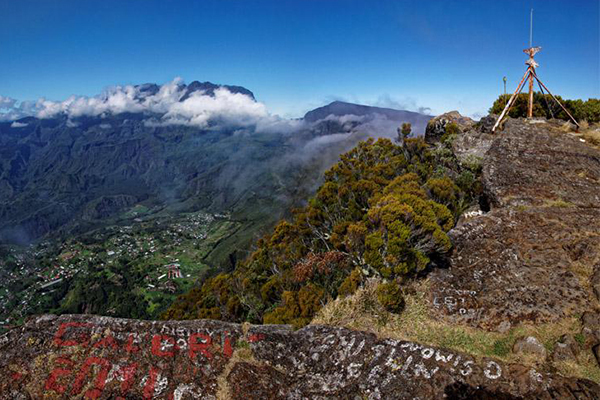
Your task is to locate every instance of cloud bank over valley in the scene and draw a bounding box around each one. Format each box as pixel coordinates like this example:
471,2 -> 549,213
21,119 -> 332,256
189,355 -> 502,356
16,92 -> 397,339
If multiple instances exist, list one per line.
0,79 -> 304,132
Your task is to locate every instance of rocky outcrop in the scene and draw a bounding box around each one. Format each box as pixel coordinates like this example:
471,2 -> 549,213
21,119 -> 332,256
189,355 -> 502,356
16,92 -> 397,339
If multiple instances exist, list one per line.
429,118 -> 600,332
513,336 -> 547,360
451,125 -> 495,164
1,314 -> 599,399
482,119 -> 600,208
424,111 -> 475,144
552,334 -> 580,362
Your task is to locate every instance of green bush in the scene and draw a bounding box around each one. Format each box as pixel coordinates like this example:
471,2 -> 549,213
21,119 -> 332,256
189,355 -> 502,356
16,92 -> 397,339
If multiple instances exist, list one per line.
376,281 -> 405,314
401,123 -> 412,138
489,93 -> 600,123
338,268 -> 363,297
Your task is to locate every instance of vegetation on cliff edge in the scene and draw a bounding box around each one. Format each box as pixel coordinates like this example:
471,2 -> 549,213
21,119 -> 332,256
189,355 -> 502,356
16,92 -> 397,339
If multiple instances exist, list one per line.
490,93 -> 600,123
164,133 -> 481,327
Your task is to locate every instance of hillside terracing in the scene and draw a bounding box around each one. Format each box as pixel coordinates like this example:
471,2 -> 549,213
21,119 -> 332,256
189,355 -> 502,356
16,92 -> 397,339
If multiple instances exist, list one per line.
2,118 -> 600,399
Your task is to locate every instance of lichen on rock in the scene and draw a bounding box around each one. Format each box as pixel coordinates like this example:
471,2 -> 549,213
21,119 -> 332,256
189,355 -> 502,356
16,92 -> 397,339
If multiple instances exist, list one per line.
1,314 -> 599,399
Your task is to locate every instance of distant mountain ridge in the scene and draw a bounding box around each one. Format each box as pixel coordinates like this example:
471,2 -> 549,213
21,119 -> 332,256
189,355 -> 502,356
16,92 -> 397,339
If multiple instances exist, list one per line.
304,100 -> 431,123
133,81 -> 256,102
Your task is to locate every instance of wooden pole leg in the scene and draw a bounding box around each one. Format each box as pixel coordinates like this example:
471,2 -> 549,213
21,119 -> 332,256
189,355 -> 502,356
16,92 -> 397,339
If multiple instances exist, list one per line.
492,68 -> 531,132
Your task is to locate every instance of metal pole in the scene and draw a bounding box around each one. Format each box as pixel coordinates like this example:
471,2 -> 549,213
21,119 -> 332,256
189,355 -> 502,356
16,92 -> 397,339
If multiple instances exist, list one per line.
492,67 -> 531,132
532,71 -> 580,128
530,9 -> 533,48
527,9 -> 534,118
536,79 -> 554,119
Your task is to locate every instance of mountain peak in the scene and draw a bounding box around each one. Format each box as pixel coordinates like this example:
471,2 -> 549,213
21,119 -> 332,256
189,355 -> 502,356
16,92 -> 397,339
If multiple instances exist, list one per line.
180,81 -> 256,102
132,81 -> 256,103
303,101 -> 431,123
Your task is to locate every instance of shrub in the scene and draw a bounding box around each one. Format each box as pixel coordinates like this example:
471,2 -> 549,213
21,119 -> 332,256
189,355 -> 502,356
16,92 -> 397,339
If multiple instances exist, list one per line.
426,177 -> 459,207
489,93 -> 600,124
445,122 -> 460,136
441,123 -> 460,146
376,281 -> 405,314
401,123 -> 412,138
338,268 -> 363,297
263,284 -> 325,328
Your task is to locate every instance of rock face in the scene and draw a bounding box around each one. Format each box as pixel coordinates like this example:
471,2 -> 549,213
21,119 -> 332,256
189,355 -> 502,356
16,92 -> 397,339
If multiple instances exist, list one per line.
429,119 -> 600,331
583,311 -> 600,343
482,119 -> 600,208
451,127 -> 494,165
424,111 -> 475,144
1,314 -> 599,399
513,336 -> 547,360
552,334 -> 580,362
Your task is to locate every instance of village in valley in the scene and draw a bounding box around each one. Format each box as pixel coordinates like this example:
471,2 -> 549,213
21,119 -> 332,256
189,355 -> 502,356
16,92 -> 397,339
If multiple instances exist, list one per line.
0,209 -> 239,330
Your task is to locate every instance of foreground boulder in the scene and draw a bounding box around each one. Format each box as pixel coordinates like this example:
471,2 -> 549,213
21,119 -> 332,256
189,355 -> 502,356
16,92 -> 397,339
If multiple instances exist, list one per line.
1,314 -> 598,399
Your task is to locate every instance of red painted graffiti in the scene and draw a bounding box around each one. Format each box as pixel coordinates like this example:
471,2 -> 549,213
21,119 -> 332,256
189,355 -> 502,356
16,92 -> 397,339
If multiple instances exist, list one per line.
44,356 -> 75,394
119,363 -> 138,394
143,366 -> 160,399
248,333 -> 265,343
189,333 -> 213,360
93,334 -> 119,350
223,334 -> 233,358
125,333 -> 140,353
53,322 -> 93,347
11,371 -> 24,381
71,356 -> 111,399
44,367 -> 71,394
151,334 -> 179,357
44,323 -> 240,397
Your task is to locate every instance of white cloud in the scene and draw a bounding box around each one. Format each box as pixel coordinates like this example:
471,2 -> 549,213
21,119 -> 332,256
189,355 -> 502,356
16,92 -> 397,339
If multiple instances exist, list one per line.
10,121 -> 28,128
0,99 -> 45,121
374,94 -> 432,115
0,78 -> 299,131
1,80 -> 438,134
323,114 -> 365,124
161,87 -> 268,128
0,96 -> 16,110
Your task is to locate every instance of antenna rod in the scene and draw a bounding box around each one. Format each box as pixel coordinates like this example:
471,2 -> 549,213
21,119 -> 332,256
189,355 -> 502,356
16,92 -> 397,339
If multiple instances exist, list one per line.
527,8 -> 535,118
530,8 -> 533,47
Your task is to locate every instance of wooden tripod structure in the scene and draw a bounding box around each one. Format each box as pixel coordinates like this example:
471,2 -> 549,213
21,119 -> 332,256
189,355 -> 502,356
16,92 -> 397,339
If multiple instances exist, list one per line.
491,46 -> 580,133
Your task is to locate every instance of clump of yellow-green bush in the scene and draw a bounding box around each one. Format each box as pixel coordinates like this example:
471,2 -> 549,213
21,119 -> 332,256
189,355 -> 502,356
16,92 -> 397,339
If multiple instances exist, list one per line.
376,281 -> 405,314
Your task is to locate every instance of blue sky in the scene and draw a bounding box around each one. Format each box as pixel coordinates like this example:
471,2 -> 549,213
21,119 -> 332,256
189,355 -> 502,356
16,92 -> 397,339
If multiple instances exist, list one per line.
0,0 -> 598,118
